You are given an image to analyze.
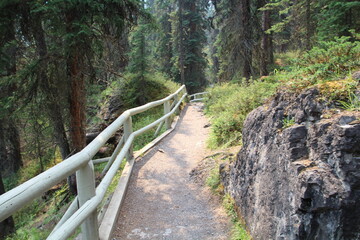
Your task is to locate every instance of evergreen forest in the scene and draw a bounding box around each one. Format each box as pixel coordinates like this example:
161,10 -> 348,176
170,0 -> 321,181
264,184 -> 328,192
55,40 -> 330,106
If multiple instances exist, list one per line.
0,0 -> 359,238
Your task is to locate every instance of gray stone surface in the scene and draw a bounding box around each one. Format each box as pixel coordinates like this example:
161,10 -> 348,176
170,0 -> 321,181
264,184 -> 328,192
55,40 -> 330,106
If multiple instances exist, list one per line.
223,88 -> 360,240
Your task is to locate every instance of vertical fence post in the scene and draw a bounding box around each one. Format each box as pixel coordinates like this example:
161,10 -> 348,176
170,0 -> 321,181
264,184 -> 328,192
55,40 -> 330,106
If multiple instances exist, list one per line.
164,100 -> 171,129
174,93 -> 180,115
124,116 -> 133,160
76,161 -> 98,240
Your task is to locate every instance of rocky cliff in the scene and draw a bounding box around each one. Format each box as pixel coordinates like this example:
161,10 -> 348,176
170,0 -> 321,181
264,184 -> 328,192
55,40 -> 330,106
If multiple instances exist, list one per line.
222,88 -> 360,240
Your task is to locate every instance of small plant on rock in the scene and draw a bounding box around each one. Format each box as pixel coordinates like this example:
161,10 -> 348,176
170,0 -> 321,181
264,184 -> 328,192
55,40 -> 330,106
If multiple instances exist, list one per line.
338,92 -> 360,111
282,116 -> 295,128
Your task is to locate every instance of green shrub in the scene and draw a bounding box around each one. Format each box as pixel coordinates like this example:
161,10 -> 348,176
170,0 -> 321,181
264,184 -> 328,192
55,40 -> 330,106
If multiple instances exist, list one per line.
338,92 -> 360,111
102,71 -> 180,110
206,166 -> 221,191
273,37 -> 360,91
223,194 -> 252,240
205,81 -> 278,148
6,228 -> 50,240
282,116 -> 295,128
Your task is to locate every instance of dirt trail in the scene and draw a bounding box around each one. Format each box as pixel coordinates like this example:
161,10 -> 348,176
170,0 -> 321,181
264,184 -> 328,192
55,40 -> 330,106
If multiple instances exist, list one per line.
112,103 -> 231,240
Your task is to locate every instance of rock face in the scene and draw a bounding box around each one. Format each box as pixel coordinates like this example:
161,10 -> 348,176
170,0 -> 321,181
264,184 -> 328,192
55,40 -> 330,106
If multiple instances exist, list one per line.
224,88 -> 360,240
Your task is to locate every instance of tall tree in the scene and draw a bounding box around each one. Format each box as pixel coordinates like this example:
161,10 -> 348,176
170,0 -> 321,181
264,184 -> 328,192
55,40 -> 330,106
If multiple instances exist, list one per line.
154,0 -> 174,77
259,0 -> 273,76
29,5 -> 71,161
173,0 -> 207,93
241,0 -> 253,80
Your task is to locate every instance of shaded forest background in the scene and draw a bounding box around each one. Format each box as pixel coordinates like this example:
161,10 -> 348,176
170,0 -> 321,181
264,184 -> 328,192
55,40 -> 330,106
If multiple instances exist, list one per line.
0,0 -> 359,238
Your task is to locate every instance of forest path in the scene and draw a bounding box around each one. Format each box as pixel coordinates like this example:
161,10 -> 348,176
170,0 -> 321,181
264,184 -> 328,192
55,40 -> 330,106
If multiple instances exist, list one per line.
112,103 -> 231,240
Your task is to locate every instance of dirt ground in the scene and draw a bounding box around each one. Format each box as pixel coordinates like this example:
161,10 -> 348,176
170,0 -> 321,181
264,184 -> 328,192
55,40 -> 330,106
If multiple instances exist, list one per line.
111,103 -> 231,240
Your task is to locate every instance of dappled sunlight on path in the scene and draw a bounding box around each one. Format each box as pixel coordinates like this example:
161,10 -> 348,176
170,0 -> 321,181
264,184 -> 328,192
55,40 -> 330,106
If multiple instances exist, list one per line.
112,103 -> 231,240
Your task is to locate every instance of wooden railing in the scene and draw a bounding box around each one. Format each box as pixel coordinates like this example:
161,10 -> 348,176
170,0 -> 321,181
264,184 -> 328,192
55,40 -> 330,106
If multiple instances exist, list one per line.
189,92 -> 208,102
0,85 -> 187,240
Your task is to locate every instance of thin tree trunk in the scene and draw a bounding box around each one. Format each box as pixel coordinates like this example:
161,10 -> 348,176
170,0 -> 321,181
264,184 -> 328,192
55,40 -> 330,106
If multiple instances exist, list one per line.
31,14 -> 71,161
65,10 -> 87,195
0,123 -> 15,239
178,0 -> 185,85
305,0 -> 311,50
0,12 -> 22,174
260,4 -> 271,76
7,122 -> 22,172
241,0 -> 252,80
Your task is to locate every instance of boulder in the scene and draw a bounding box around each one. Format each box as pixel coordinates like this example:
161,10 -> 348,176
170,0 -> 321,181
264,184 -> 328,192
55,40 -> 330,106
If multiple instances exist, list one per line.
223,88 -> 360,239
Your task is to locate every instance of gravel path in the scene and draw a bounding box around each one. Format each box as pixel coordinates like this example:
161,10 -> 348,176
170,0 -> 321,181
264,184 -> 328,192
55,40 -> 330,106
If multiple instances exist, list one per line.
112,103 -> 231,240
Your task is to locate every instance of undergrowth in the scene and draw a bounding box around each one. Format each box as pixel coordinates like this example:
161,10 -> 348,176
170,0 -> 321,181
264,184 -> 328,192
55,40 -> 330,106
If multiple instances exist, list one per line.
4,72 -> 180,239
205,154 -> 252,240
205,80 -> 278,148
205,37 -> 360,149
132,106 -> 168,151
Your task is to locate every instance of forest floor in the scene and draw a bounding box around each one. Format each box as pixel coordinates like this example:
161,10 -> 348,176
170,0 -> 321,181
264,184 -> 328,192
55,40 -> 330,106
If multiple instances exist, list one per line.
112,103 -> 231,240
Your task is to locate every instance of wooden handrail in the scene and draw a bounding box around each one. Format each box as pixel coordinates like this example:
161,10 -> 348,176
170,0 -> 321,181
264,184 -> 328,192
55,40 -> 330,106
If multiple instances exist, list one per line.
189,91 -> 208,102
0,85 -> 187,240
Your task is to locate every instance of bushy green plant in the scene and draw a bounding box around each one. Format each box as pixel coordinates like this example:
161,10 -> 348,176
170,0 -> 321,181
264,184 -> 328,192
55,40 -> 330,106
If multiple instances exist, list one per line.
101,72 -> 180,111
282,116 -> 295,128
205,81 -> 278,148
132,106 -> 167,151
206,166 -> 221,191
223,194 -> 252,240
273,37 -> 360,91
338,92 -> 360,111
6,228 -> 50,240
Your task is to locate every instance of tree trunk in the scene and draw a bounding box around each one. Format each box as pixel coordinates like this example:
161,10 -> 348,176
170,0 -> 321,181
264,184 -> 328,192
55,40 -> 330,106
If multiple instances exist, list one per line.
241,0 -> 252,80
31,13 -> 71,161
305,0 -> 311,50
260,3 -> 271,76
7,122 -> 22,172
0,123 -> 15,239
178,0 -> 185,85
65,10 -> 87,195
0,9 -> 22,174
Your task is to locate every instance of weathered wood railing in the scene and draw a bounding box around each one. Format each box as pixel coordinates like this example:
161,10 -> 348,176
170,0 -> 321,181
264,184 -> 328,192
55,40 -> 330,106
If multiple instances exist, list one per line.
189,92 -> 208,102
0,85 -> 187,240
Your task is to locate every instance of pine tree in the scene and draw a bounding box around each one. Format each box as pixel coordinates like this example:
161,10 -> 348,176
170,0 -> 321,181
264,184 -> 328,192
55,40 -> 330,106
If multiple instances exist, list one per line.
172,0 -> 208,93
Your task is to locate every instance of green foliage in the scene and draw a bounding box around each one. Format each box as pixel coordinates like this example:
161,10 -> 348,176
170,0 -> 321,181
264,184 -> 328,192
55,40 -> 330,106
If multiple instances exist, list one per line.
205,81 -> 278,148
269,37 -> 359,101
338,92 -> 360,111
282,116 -> 295,128
298,37 -> 360,80
6,227 -> 50,240
316,0 -> 360,41
132,106 -> 167,151
102,72 -> 179,110
170,0 -> 208,93
223,194 -> 252,240
206,166 -> 221,191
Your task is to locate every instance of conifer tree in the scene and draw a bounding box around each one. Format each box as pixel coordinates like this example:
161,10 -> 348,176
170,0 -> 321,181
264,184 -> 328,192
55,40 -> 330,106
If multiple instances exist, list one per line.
172,0 -> 208,93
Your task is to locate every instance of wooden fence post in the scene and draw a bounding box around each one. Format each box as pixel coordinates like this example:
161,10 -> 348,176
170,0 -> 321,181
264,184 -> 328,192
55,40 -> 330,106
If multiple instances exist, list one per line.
164,100 -> 171,129
174,94 -> 180,115
123,117 -> 133,160
76,161 -> 98,240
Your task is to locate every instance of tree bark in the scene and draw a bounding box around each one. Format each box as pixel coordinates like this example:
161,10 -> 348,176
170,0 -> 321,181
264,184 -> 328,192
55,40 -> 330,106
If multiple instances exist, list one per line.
65,10 -> 87,195
305,0 -> 311,50
178,0 -> 185,85
0,123 -> 15,239
241,0 -> 252,80
0,7 -> 22,174
31,13 -> 71,161
260,2 -> 271,76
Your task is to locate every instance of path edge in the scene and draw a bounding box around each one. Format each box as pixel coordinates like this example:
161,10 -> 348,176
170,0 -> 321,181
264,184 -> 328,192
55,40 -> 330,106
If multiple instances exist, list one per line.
98,114 -> 183,240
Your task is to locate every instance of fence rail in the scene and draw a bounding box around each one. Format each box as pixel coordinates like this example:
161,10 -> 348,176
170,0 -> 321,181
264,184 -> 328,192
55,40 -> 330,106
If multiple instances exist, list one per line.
189,92 -> 208,102
0,85 -> 187,240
